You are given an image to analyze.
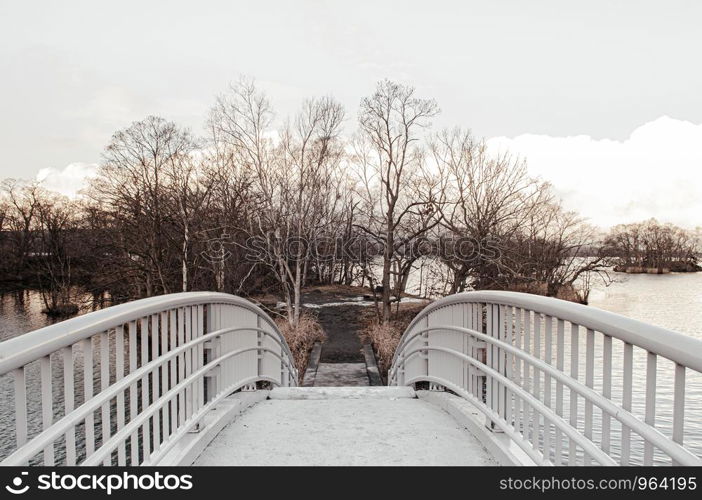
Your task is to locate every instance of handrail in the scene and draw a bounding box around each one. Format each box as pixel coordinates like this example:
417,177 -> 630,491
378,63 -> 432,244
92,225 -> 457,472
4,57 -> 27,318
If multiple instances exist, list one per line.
395,325 -> 701,466
102,375 -> 275,466
0,291 -> 298,466
401,344 -> 618,465
88,340 -> 291,467
0,292 -> 295,375
393,291 -> 702,372
389,291 -> 702,466
3,339 -> 292,466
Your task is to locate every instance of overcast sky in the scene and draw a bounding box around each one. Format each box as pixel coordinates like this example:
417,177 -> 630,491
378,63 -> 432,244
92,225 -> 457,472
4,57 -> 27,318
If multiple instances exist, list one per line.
1,0 -> 701,228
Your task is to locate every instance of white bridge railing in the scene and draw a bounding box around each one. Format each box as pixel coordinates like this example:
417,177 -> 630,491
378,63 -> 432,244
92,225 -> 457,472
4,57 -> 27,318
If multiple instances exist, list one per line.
389,291 -> 702,466
0,292 -> 297,466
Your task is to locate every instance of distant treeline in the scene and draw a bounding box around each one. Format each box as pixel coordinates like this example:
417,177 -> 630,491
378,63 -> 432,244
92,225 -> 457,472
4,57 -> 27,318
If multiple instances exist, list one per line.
603,219 -> 701,273
1,80 -> 699,322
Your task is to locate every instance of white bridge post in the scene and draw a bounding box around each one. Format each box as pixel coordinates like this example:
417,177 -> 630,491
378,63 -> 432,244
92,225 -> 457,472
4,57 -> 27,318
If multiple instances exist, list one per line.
204,304 -> 221,403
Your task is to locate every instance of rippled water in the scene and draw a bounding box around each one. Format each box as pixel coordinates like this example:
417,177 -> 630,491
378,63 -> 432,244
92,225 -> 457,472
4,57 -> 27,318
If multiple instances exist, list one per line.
1,275 -> 701,464
0,290 -> 66,342
588,272 -> 702,336
0,290 -> 109,463
577,273 -> 702,464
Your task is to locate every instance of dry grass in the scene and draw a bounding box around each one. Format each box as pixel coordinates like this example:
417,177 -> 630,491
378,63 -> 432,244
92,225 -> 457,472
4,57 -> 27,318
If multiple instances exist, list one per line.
275,312 -> 326,382
361,322 -> 400,377
361,303 -> 427,379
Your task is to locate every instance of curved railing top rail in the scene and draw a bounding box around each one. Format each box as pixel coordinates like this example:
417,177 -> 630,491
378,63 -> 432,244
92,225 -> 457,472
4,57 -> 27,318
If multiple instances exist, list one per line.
393,291 -> 702,373
0,291 -> 292,376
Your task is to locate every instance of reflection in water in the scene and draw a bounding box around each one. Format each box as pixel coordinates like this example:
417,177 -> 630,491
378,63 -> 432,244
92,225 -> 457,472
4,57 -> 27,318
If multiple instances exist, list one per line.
0,290 -> 63,342
0,289 -> 110,343
1,275 -> 701,464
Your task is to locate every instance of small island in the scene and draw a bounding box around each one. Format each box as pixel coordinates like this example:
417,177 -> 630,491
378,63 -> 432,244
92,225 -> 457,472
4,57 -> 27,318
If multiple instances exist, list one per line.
604,219 -> 701,274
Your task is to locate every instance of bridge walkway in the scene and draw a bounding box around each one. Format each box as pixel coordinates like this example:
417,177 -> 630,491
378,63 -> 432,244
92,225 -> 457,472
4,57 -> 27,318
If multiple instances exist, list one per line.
193,387 -> 496,466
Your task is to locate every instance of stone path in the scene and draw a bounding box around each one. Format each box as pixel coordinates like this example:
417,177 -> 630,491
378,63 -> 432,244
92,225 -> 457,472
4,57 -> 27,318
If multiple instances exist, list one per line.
313,362 -> 369,386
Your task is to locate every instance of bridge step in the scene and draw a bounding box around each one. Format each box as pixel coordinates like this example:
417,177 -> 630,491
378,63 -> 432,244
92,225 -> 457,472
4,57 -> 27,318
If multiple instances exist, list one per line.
303,342 -> 383,387
269,386 -> 415,400
312,362 -> 370,386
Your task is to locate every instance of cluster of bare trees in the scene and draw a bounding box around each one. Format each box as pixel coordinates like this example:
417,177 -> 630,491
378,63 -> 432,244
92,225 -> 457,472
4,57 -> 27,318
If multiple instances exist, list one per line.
604,219 -> 701,273
0,180 -> 90,313
1,79 -> 633,322
209,84 -> 347,325
431,130 -> 609,303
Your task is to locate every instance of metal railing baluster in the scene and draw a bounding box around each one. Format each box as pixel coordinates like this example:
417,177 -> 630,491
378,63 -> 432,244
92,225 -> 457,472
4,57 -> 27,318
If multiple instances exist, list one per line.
99,331 -> 110,465
554,319 -> 565,465
514,308 -> 523,435
63,345 -> 76,465
584,328 -> 595,465
569,323 -> 579,465
139,316 -> 151,459
81,337 -> 94,458
115,325 -> 126,465
152,313 -> 162,448
672,363 -> 685,465
543,315 -> 553,462
128,320 -> 139,465
524,310 -> 532,442
620,342 -> 633,465
13,367 -> 28,452
505,306 -> 513,427
643,352 -> 657,465
601,334 -> 612,456
40,355 -> 54,465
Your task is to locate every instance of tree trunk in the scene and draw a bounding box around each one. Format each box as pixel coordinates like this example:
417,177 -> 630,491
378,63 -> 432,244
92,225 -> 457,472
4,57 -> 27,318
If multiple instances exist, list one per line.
293,258 -> 302,326
182,222 -> 189,292
382,222 -> 393,324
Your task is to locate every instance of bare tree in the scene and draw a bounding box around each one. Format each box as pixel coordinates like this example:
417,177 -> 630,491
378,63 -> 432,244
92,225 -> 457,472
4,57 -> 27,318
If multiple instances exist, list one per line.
88,116 -> 196,296
200,145 -> 257,292
208,80 -> 346,326
2,179 -> 41,272
254,97 -> 345,326
356,80 -> 440,323
520,203 -> 609,302
207,79 -> 274,291
431,129 -> 549,292
34,190 -> 80,314
163,152 -> 213,291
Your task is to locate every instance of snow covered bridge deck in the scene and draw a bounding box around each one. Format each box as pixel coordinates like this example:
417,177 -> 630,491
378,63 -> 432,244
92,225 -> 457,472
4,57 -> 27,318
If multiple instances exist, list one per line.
2,291 -> 702,467
192,387 -> 495,466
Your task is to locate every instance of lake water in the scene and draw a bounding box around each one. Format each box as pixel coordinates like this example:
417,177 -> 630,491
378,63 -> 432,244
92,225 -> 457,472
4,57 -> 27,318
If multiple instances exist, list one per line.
1,274 -> 701,464
588,272 -> 702,336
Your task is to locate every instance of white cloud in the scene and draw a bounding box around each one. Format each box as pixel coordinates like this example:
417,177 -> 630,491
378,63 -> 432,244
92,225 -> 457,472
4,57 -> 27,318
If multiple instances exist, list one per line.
36,162 -> 98,197
487,116 -> 702,229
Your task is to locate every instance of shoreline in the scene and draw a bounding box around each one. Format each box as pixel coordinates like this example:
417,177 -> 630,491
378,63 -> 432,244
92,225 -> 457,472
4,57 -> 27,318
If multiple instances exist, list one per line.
612,265 -> 701,274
